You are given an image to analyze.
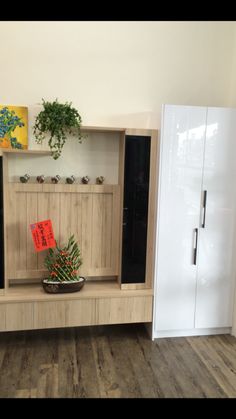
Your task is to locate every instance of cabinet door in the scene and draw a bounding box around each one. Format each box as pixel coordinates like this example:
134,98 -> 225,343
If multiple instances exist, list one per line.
195,108 -> 236,328
154,105 -> 206,332
121,135 -> 151,284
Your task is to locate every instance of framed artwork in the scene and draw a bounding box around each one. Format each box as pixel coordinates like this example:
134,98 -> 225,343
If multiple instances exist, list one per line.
0,105 -> 28,149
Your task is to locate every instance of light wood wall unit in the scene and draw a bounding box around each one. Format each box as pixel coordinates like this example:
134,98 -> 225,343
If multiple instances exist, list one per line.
118,131 -> 126,286
0,282 -> 153,332
6,183 -> 120,283
0,304 -> 6,329
5,302 -> 34,331
0,296 -> 152,332
0,126 -> 158,333
0,149 -> 51,156
2,153 -> 9,291
144,129 -> 159,289
96,296 -> 152,325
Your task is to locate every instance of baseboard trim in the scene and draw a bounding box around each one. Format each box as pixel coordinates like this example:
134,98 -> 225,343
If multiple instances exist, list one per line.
153,327 -> 232,339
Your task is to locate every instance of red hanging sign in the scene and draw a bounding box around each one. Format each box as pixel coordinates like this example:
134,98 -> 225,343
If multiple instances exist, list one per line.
30,219 -> 56,252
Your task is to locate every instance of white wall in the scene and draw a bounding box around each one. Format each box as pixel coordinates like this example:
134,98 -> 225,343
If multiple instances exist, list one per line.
7,132 -> 120,183
227,26 -> 236,107
1,21 -> 236,129
1,21 -> 236,179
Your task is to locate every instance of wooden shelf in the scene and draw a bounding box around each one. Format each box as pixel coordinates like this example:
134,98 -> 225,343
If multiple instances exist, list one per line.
80,126 -> 125,133
0,149 -> 51,156
9,183 -> 120,193
0,280 -> 153,303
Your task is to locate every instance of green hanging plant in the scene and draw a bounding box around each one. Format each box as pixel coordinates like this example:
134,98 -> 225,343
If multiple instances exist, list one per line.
33,99 -> 85,159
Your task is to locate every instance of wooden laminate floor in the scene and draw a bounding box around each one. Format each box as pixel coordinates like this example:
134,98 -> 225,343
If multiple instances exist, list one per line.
0,324 -> 236,398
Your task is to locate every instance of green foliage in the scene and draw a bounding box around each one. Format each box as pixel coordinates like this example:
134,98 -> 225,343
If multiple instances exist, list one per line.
33,99 -> 85,159
44,235 -> 83,282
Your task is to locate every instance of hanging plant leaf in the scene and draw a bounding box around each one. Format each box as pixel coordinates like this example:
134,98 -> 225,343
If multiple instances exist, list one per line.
33,99 -> 85,159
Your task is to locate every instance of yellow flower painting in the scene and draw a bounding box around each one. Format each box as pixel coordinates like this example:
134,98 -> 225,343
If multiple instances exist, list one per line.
0,105 -> 28,149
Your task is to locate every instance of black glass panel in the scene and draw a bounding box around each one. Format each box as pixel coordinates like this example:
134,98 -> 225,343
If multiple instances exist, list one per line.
0,157 -> 4,289
121,135 -> 150,283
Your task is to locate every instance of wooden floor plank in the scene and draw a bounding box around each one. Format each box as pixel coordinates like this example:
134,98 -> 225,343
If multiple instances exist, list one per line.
0,325 -> 236,398
90,326 -> 122,398
0,332 -> 26,398
14,333 -> 37,394
28,329 -> 59,398
15,388 -> 37,398
0,332 -> 10,371
74,327 -> 101,398
137,327 -> 185,398
98,324 -> 143,398
117,327 -> 163,398
168,337 -> 226,398
187,335 -> 236,398
57,328 -> 80,398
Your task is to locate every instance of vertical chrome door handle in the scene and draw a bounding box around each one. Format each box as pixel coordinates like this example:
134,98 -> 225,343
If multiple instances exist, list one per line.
193,228 -> 198,265
201,190 -> 207,228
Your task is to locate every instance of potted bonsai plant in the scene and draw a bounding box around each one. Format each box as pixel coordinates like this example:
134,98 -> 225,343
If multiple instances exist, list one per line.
42,235 -> 85,293
33,99 -> 85,159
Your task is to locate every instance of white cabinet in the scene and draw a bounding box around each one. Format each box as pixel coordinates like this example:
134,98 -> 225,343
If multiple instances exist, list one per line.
153,105 -> 236,338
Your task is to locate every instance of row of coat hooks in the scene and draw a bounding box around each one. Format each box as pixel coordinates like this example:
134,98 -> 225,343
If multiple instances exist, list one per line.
19,175 -> 105,184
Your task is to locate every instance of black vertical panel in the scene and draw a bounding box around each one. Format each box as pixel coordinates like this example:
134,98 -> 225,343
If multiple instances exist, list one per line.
0,156 -> 4,289
121,135 -> 151,283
